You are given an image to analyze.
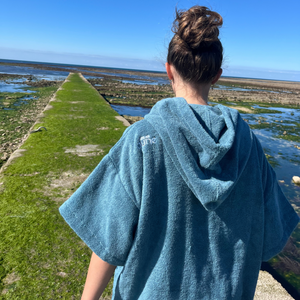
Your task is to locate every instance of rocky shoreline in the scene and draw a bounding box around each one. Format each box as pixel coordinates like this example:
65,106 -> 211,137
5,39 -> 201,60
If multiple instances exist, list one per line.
88,75 -> 300,108
0,75 -> 60,167
211,77 -> 300,106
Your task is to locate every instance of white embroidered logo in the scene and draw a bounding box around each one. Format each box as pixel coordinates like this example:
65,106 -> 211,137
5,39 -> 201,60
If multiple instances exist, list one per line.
138,135 -> 156,148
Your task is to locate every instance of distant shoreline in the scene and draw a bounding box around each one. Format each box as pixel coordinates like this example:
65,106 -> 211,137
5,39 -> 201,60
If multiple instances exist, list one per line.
1,58 -> 299,84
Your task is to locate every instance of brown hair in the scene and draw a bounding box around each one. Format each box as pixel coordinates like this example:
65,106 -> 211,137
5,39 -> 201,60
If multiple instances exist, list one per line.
167,6 -> 223,84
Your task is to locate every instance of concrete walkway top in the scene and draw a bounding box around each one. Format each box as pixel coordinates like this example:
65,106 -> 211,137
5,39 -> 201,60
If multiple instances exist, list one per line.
255,271 -> 293,299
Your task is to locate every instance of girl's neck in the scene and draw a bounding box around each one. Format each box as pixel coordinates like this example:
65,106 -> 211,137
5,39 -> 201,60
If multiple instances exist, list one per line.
172,79 -> 211,106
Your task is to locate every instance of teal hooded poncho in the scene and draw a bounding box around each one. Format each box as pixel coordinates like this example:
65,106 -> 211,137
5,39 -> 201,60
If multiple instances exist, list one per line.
60,98 -> 299,299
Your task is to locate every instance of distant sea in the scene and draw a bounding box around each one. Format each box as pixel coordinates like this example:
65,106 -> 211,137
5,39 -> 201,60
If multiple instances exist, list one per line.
0,58 -> 299,83
0,58 -> 166,75
0,58 -> 170,84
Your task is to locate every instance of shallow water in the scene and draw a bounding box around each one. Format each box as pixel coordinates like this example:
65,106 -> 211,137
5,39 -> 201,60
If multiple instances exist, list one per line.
111,104 -> 151,116
84,75 -> 103,80
253,129 -> 300,202
243,104 -> 300,128
237,106 -> 300,203
214,84 -> 294,94
121,79 -> 158,85
0,78 -> 39,110
0,81 -> 37,93
13,95 -> 36,107
0,93 -> 38,110
0,64 -> 68,81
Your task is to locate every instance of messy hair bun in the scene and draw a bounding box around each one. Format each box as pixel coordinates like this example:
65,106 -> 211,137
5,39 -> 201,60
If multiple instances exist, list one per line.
167,6 -> 223,83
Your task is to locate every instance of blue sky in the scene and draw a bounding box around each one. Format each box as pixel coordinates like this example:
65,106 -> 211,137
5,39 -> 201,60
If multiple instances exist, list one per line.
1,0 -> 300,81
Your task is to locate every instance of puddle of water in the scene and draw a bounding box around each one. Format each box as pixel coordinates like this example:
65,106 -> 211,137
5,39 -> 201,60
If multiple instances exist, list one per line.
214,84 -> 294,94
84,75 -> 103,79
253,105 -> 298,113
0,92 -> 37,110
0,72 -> 65,94
121,79 -> 158,85
111,104 -> 151,117
12,95 -> 36,107
6,78 -> 26,83
14,100 -> 28,106
98,71 -> 149,79
21,95 -> 35,100
243,104 -> 300,126
208,101 -> 219,105
0,82 -> 37,93
35,75 -> 66,81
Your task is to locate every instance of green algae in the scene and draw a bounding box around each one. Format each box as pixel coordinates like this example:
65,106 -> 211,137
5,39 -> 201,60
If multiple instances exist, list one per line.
257,102 -> 300,110
263,151 -> 280,168
0,85 -> 60,169
90,77 -> 173,108
269,226 -> 300,294
275,122 -> 300,143
0,73 -> 125,298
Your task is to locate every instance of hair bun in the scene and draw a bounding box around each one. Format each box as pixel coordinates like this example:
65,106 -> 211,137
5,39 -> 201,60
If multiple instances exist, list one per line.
167,5 -> 223,83
172,6 -> 223,51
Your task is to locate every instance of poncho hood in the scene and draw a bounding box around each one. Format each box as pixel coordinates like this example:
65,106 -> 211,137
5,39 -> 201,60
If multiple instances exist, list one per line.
145,97 -> 253,211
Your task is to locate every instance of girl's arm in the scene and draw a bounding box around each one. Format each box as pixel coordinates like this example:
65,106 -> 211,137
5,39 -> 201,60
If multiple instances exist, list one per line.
81,252 -> 116,300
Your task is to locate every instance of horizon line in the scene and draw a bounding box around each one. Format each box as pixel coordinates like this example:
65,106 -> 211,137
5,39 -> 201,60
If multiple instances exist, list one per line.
0,57 -> 299,83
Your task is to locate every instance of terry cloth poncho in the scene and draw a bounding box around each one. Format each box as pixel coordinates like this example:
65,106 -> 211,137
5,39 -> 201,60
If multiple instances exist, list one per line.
59,97 -> 299,300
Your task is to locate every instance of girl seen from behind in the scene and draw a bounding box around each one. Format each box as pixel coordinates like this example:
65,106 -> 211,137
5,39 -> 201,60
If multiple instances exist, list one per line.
60,6 -> 299,300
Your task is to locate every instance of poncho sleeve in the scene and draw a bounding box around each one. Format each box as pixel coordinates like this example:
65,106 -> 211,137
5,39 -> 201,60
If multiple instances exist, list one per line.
261,149 -> 299,261
59,154 -> 139,266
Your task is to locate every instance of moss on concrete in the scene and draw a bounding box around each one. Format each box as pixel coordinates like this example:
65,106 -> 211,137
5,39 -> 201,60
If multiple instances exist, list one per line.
0,73 -> 125,299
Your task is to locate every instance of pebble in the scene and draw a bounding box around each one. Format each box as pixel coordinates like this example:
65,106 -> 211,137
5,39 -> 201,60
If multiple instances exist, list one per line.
1,153 -> 9,161
57,272 -> 67,277
292,176 -> 300,185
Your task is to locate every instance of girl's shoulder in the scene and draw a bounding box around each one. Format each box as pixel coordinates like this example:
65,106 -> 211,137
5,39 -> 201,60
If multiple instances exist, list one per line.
109,118 -> 160,158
